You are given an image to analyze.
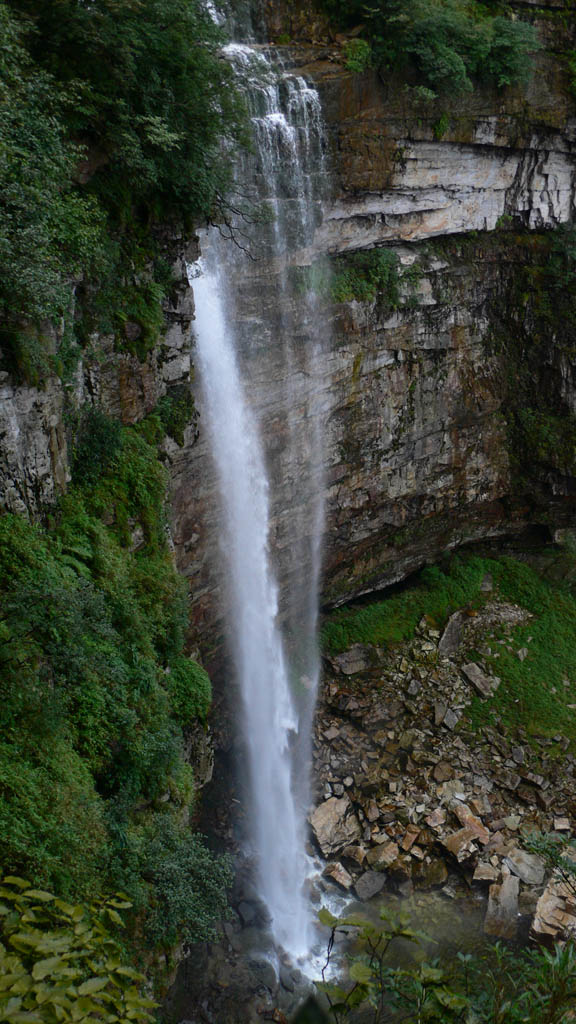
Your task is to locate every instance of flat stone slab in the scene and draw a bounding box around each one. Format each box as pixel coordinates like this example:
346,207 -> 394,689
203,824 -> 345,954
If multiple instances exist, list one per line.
531,847 -> 576,946
355,870 -> 386,902
473,863 -> 500,884
438,611 -> 465,656
462,662 -> 500,698
442,827 -> 478,862
367,841 -> 399,869
484,875 -> 520,939
505,848 -> 545,886
330,644 -> 377,676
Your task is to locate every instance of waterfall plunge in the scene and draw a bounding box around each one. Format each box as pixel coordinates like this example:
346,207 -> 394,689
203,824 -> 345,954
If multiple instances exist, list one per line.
192,46 -> 328,958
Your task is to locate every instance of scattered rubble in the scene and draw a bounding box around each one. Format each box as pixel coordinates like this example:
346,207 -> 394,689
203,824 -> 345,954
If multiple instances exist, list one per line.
312,600 -> 574,942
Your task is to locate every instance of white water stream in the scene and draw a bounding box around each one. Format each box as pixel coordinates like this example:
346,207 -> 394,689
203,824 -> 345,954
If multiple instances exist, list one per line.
192,45 -> 329,959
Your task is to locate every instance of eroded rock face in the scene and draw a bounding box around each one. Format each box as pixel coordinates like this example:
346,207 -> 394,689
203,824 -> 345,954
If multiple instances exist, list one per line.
3,29 -> 576,642
0,243 -> 197,518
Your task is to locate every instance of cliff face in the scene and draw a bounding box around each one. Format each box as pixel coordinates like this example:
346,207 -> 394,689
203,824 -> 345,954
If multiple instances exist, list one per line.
174,19 -> 576,632
0,242 -> 197,516
2,5 -> 576,643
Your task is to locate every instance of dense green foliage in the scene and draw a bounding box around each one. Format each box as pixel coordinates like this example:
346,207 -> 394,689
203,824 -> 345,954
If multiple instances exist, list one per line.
0,0 -> 245,376
317,907 -> 576,1023
320,0 -> 539,96
322,552 -> 576,742
0,877 -> 155,1024
0,417 -> 229,951
330,250 -> 402,305
343,38 -> 373,74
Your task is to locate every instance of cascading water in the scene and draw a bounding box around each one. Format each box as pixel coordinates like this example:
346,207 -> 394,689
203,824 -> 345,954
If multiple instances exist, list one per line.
191,44 -> 329,959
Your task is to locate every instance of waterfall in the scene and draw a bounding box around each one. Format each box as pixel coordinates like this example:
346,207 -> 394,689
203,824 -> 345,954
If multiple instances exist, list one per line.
191,44 -> 328,958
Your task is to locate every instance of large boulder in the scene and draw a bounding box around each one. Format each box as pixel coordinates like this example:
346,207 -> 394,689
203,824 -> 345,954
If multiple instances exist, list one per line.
531,852 -> 576,947
355,871 -> 386,902
505,848 -> 545,886
329,644 -> 378,676
310,796 -> 362,857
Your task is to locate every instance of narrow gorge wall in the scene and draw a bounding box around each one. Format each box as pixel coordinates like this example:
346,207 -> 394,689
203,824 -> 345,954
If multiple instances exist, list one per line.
2,1 -> 576,650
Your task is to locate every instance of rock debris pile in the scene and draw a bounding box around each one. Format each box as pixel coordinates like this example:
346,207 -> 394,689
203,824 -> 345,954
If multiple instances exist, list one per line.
311,599 -> 576,944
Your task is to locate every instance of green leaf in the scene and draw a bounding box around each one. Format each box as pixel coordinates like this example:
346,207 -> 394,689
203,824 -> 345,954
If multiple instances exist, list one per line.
419,965 -> 444,985
3,879 -> 30,890
104,909 -> 125,928
23,891 -> 56,903
435,988 -> 470,1010
77,976 -> 108,996
317,908 -> 338,927
349,961 -> 373,984
32,958 -> 67,982
114,968 -> 143,981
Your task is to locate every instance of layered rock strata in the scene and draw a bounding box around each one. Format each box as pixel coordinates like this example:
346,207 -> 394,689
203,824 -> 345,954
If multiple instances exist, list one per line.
2,13 -> 576,642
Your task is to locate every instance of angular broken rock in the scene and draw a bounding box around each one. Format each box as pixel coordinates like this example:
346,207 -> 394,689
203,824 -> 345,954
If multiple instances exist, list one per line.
453,804 -> 490,845
473,863 -> 500,884
484,876 -> 520,939
433,761 -> 453,783
342,845 -> 366,866
323,862 -> 353,891
355,870 -> 386,902
462,663 -> 499,698
367,841 -> 399,869
434,702 -> 447,727
365,800 -> 380,822
442,827 -> 479,862
425,807 -> 447,829
330,644 -> 376,676
532,871 -> 576,946
443,708 -> 460,731
505,848 -> 545,886
498,771 -> 521,792
310,796 -> 362,857
401,825 -> 421,851
438,612 -> 465,657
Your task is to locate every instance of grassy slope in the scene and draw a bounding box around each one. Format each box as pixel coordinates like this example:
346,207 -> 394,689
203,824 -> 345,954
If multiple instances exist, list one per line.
322,552 -> 576,743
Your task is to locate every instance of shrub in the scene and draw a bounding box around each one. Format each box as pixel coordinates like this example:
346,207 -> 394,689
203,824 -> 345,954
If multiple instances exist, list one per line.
156,385 -> 197,446
316,906 -> 576,1024
0,877 -> 156,1024
144,823 -> 232,948
70,407 -> 123,487
331,249 -> 401,305
167,656 -> 212,726
343,39 -> 372,74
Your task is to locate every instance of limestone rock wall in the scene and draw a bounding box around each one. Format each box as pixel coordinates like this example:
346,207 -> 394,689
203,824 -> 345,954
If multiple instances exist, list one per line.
2,10 -> 576,643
